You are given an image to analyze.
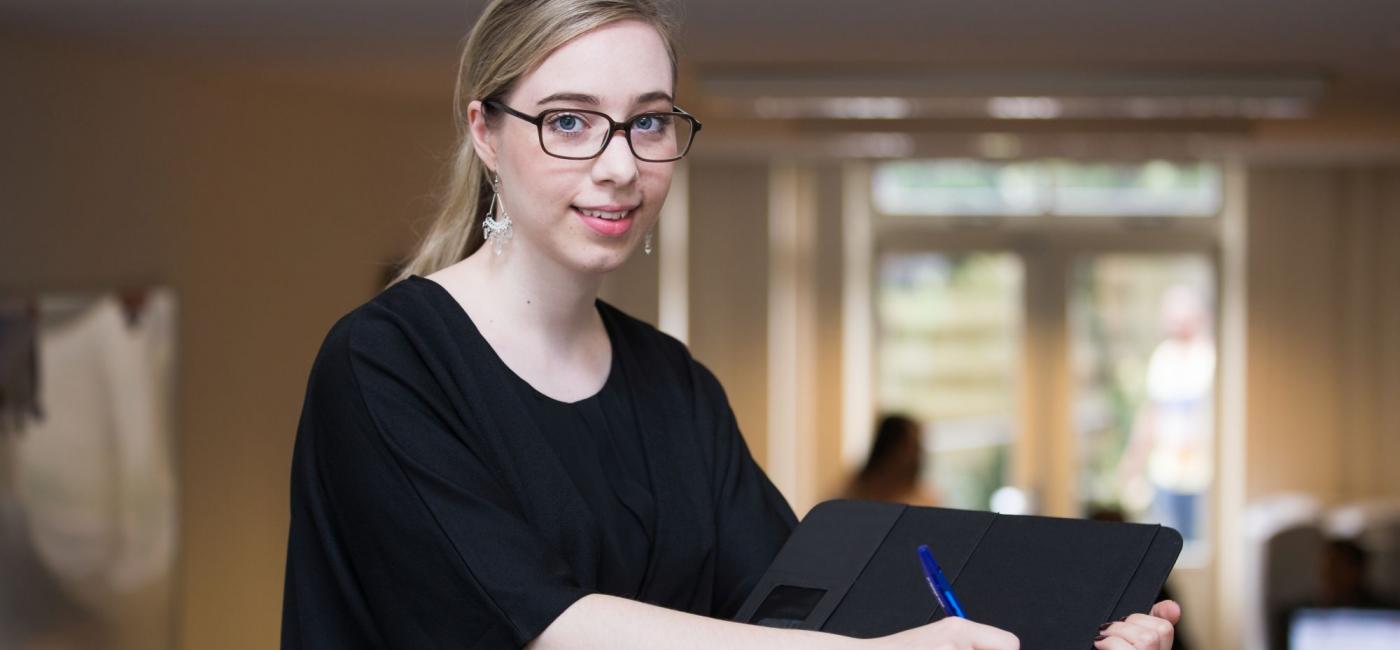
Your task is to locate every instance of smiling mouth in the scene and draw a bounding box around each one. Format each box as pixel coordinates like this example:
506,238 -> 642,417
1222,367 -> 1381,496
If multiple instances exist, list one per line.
574,206 -> 634,220
573,204 -> 640,238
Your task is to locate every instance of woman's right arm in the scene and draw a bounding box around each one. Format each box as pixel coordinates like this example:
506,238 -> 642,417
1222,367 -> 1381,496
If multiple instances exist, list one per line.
529,594 -> 1020,650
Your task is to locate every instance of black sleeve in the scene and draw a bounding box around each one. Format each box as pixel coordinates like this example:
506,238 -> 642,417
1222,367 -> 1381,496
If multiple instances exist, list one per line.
282,313 -> 588,649
691,361 -> 798,619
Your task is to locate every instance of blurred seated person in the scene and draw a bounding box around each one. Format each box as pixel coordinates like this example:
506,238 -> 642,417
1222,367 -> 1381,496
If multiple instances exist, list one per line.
841,414 -> 939,507
1316,539 -> 1393,609
1276,539 -> 1398,650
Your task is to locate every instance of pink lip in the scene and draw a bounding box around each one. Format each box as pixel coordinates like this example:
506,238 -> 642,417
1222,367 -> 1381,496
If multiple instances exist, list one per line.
573,205 -> 637,237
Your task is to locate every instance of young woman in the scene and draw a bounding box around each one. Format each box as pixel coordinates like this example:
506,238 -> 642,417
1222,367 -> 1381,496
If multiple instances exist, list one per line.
281,1 -> 1181,648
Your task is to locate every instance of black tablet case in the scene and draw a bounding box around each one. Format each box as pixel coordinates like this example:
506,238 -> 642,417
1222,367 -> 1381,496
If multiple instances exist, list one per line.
734,500 -> 1183,648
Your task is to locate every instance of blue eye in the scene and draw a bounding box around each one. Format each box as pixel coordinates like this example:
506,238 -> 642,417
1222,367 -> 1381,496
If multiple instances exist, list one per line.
633,114 -> 671,133
551,114 -> 579,131
548,113 -> 587,134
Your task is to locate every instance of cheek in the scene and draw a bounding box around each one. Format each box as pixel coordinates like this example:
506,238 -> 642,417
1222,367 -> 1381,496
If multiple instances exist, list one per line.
641,164 -> 675,203
501,151 -> 575,214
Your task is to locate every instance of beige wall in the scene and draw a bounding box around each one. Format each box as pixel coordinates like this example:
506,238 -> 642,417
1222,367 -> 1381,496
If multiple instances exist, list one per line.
2,32 -> 450,649
811,165 -> 851,503
1245,166 -> 1400,503
686,162 -> 771,466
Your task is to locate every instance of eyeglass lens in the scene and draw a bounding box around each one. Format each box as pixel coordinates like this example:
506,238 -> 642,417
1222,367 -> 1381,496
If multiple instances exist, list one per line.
540,110 -> 694,160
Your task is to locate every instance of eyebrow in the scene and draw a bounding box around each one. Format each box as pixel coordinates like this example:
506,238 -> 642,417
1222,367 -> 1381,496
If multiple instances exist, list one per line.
536,90 -> 675,107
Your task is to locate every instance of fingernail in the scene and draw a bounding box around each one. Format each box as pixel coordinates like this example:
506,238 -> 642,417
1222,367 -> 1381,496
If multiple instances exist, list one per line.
1097,623 -> 1112,631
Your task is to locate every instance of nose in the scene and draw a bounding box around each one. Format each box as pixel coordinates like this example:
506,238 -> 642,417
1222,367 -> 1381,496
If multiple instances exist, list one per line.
590,127 -> 639,187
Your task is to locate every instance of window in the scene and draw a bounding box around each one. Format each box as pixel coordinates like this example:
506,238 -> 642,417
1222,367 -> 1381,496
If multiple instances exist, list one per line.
872,159 -> 1222,217
864,158 -> 1221,538
874,252 -> 1023,510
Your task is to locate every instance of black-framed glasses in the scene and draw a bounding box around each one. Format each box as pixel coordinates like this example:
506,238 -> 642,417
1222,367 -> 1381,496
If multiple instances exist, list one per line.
484,100 -> 702,162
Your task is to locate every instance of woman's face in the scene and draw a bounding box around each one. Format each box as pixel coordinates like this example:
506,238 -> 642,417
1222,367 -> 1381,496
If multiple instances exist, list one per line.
469,20 -> 676,275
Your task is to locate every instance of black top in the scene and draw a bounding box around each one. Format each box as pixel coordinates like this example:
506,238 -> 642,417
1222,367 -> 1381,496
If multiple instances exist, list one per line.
281,275 -> 797,649
504,320 -> 656,598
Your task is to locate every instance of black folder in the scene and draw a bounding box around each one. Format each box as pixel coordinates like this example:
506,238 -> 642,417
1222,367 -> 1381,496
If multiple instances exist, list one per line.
735,500 -> 1183,648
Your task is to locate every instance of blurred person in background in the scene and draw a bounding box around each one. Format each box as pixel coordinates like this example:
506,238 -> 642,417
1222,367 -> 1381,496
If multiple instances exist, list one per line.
1119,285 -> 1215,541
842,414 -> 939,507
280,1 -> 1180,649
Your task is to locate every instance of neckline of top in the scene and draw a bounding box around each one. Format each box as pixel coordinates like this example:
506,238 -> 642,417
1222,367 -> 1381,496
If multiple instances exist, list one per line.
404,274 -> 618,406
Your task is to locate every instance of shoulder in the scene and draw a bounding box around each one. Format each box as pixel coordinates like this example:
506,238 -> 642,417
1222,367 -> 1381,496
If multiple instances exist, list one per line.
299,278 -> 476,454
596,300 -> 685,356
596,300 -> 731,412
307,277 -> 458,392
596,301 -> 721,381
596,300 -> 691,372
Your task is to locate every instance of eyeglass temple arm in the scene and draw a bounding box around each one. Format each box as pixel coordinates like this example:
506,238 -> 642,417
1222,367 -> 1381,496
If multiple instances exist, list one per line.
674,106 -> 703,132
483,100 -> 543,125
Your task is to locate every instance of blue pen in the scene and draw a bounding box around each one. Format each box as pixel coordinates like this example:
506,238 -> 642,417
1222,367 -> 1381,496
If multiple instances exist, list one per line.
917,544 -> 967,618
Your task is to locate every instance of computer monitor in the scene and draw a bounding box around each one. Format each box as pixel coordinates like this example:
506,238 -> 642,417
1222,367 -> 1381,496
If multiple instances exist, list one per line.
1288,607 -> 1400,650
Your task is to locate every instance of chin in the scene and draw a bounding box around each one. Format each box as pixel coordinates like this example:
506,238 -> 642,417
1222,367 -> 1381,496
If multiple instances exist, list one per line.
567,243 -> 639,275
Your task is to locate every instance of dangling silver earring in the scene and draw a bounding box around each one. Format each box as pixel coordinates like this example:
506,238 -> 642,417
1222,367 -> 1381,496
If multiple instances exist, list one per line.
644,228 -> 654,256
482,174 -> 513,256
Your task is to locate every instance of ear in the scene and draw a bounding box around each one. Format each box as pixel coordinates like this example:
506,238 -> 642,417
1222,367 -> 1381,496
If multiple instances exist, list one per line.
466,100 -> 498,174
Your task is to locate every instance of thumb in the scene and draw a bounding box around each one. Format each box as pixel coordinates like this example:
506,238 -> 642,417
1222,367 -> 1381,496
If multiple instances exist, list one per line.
1150,599 -> 1182,625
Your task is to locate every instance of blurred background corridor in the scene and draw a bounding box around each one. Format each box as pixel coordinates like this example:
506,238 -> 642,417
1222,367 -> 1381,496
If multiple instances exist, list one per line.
3,1 -> 1399,648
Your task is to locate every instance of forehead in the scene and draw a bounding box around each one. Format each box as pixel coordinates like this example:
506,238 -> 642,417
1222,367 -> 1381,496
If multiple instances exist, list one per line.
510,20 -> 673,107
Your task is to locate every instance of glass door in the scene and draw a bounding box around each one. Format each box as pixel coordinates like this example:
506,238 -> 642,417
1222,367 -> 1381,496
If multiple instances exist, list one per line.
1070,254 -> 1217,545
873,252 -> 1024,510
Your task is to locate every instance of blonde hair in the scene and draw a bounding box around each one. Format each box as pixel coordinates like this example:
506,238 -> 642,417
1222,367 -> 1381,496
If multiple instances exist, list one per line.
392,0 -> 679,284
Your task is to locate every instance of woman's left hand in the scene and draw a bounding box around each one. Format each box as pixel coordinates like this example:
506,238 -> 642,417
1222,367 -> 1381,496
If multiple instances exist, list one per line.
1093,600 -> 1181,650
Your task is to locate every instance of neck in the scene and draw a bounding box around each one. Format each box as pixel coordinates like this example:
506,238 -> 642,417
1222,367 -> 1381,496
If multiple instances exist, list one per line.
459,237 -> 604,346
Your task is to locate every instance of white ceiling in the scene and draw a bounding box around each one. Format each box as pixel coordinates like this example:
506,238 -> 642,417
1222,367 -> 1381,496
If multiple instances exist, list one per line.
4,0 -> 1399,85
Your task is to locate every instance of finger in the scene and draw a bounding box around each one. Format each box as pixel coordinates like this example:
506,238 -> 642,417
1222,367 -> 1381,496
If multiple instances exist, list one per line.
1120,613 -> 1176,650
1124,613 -> 1175,650
1099,620 -> 1163,650
1150,600 -> 1182,625
1093,633 -> 1137,650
